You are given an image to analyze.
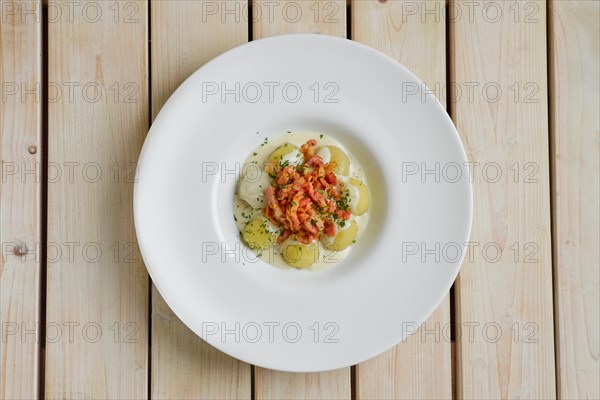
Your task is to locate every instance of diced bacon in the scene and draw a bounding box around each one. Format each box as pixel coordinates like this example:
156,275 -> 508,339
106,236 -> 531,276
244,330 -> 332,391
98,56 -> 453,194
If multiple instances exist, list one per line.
264,163 -> 277,176
314,218 -> 325,231
323,219 -> 336,237
336,209 -> 351,220
303,220 -> 318,235
276,166 -> 298,185
304,181 -> 326,209
285,192 -> 304,231
266,186 -> 284,220
299,197 -> 311,208
325,172 -> 337,185
300,140 -> 318,159
326,200 -> 336,213
306,156 -> 323,168
277,229 -> 291,244
329,187 -> 340,199
261,139 -> 354,245
296,231 -> 316,244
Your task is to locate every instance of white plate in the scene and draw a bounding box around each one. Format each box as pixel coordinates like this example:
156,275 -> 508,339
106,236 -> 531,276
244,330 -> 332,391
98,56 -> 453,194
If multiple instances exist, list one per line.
134,34 -> 472,372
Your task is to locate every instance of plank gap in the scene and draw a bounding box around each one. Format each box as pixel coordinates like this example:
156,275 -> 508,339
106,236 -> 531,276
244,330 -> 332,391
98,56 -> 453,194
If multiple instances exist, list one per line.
39,2 -> 49,399
346,2 -> 351,40
248,0 -> 254,41
444,0 -> 454,127
350,365 -> 356,400
546,2 -> 561,399
251,365 -> 255,400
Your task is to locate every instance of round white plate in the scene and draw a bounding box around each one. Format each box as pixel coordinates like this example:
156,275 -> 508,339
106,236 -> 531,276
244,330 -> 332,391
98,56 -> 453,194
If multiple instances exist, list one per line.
135,34 -> 472,372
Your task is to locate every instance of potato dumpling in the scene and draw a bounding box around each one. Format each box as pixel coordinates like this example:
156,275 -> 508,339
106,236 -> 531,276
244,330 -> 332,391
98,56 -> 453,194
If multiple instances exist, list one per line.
348,178 -> 369,215
323,220 -> 357,251
281,241 -> 320,268
315,146 -> 331,163
238,170 -> 270,209
242,217 -> 276,250
327,146 -> 350,175
268,143 -> 298,164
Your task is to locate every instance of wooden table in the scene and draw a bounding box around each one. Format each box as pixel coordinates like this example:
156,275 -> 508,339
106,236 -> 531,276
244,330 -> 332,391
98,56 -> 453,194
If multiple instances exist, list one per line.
1,1 -> 598,399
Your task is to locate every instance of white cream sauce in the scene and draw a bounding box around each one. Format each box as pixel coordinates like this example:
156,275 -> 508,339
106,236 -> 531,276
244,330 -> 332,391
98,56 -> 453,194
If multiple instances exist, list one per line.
233,131 -> 370,271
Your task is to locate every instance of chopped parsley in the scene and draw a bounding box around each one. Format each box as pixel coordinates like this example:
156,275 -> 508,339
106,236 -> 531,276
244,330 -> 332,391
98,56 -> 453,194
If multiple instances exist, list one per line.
335,190 -> 351,211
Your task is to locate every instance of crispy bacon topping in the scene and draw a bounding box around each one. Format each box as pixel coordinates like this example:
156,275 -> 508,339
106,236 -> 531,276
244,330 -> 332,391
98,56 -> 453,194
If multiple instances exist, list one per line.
263,140 -> 351,244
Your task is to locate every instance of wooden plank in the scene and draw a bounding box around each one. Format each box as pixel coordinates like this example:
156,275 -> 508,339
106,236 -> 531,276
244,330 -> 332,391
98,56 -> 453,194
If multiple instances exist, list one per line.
150,1 -> 251,399
549,1 -> 600,398
255,370 -> 350,400
253,0 -> 346,37
0,1 -> 42,398
252,2 -> 349,399
351,1 -> 451,398
450,1 -> 556,398
46,2 -> 148,398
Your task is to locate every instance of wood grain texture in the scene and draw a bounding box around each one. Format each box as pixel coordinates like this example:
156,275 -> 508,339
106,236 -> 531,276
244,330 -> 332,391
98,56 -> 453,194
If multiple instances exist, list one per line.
352,1 -> 451,398
253,0 -> 346,37
252,2 -> 350,399
549,1 -> 600,399
450,1 -> 556,398
0,1 -> 41,398
255,369 -> 350,400
150,1 -> 251,399
46,2 -> 148,398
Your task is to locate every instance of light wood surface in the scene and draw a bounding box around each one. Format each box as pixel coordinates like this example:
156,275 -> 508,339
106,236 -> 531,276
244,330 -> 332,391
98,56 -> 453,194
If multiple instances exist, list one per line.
450,1 -> 556,398
252,2 -> 350,399
255,370 -> 351,400
352,1 -> 451,397
549,1 -> 600,399
0,1 -> 41,398
149,1 -> 251,399
46,2 -> 149,398
253,0 -> 346,37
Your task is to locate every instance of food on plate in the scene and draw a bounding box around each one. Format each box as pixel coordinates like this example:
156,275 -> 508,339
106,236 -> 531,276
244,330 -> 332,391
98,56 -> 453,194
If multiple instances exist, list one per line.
233,132 -> 370,270
281,241 -> 320,268
348,178 -> 369,215
267,143 -> 300,164
242,216 -> 277,250
238,170 -> 270,209
322,219 -> 357,251
327,145 -> 350,175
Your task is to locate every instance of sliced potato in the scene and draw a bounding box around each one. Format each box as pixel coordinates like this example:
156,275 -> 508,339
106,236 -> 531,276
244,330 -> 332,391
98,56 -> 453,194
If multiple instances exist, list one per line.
323,220 -> 357,251
281,241 -> 320,268
327,146 -> 350,175
242,217 -> 276,250
349,178 -> 369,215
268,143 -> 298,164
